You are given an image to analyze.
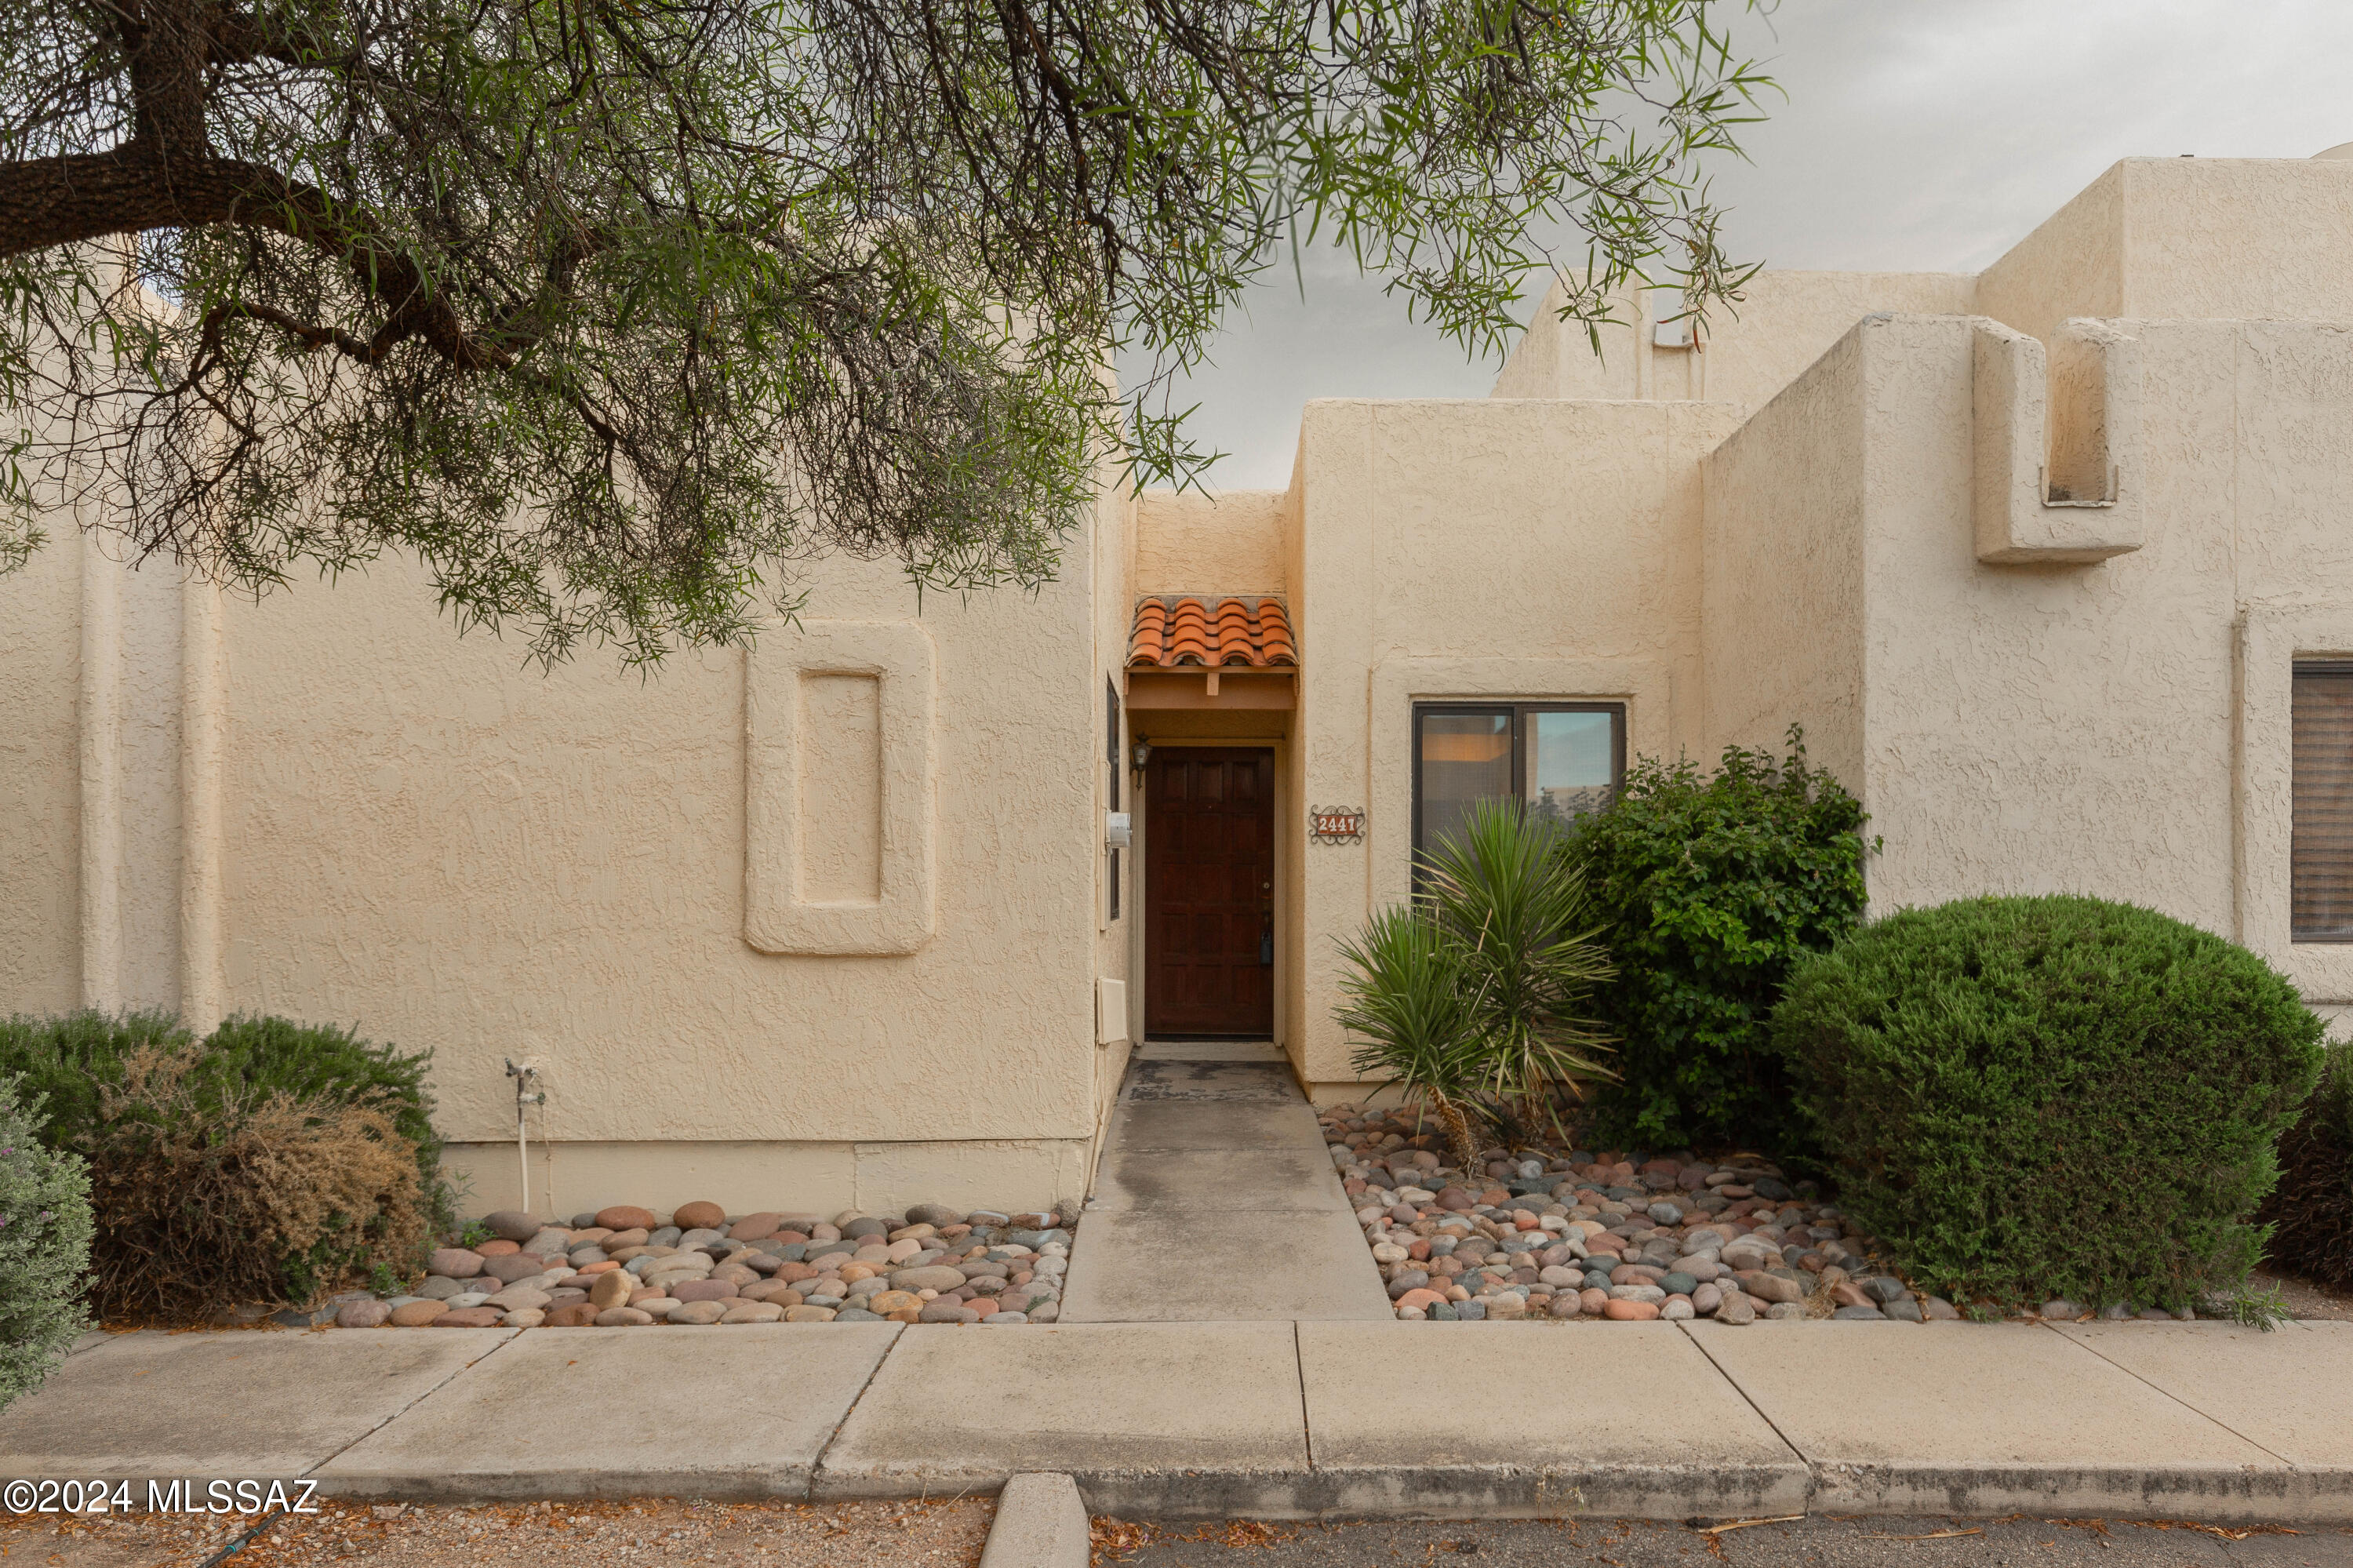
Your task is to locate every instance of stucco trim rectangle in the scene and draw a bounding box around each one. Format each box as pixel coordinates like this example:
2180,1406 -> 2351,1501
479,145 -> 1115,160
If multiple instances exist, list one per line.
2237,607 -> 2353,1002
745,620 -> 937,955
1366,657 -> 1668,911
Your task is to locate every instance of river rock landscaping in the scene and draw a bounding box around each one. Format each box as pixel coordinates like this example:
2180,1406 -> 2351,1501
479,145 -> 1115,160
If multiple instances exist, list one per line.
1326,1103 -> 1981,1325
267,1201 -> 1076,1330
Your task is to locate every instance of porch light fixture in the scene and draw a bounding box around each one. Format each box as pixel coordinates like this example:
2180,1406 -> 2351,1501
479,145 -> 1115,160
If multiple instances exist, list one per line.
1130,737 -> 1152,778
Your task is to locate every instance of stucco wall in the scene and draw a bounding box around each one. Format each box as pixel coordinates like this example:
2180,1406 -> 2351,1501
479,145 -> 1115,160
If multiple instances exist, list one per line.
1973,164 -> 2126,352
3,511 -> 1118,1217
1133,489 -> 1288,594
1091,469 -> 1140,1172
1699,324 -> 1869,791
0,518 -> 199,1022
1492,271 -> 1975,417
1504,158 -> 2353,427
1843,314 -> 2238,926
1487,277 -> 1642,402
0,531 -> 84,1017
1704,311 -> 2353,1003
1695,272 -> 1978,416
1975,158 -> 2353,353
1289,397 -> 1743,1086
216,548 -> 1104,1212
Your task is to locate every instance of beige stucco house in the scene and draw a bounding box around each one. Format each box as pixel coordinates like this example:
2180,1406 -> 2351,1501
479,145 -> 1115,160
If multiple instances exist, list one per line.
11,149 -> 2353,1217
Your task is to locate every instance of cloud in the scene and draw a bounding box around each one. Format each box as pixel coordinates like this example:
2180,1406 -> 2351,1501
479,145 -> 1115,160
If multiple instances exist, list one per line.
1137,1 -> 2353,489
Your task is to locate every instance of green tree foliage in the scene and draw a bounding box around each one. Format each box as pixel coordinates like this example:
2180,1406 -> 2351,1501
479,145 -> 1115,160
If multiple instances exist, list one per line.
1573,728 -> 1868,1150
1773,895 -> 2326,1314
0,1075 -> 93,1413
1,0 -> 1772,660
1338,799 -> 1613,1163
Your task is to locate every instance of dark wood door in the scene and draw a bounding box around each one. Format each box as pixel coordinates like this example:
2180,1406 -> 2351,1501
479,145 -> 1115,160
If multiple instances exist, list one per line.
1145,748 -> 1275,1036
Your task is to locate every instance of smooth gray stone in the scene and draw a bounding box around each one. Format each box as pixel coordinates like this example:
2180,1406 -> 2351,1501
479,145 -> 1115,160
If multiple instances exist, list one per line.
522,1229 -> 573,1259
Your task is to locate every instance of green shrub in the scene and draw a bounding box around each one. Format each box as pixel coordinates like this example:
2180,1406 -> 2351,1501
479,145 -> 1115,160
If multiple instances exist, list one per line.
0,1009 -> 192,1143
0,1011 -> 447,1314
1773,895 -> 2326,1313
2260,1038 -> 2353,1288
0,1075 -> 94,1413
1571,727 -> 1870,1150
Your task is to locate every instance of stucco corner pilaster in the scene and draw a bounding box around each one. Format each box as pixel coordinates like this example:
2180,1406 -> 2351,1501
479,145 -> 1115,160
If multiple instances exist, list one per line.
744,620 -> 937,955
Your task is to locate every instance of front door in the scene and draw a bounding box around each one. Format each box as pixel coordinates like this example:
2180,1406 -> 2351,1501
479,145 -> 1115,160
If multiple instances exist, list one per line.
1145,747 -> 1275,1036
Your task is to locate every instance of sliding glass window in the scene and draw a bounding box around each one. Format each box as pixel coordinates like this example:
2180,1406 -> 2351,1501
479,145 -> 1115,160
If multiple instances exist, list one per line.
1411,704 -> 1625,871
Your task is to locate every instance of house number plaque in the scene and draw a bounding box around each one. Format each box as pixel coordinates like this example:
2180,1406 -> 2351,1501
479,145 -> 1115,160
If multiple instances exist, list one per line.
1310,806 -> 1366,844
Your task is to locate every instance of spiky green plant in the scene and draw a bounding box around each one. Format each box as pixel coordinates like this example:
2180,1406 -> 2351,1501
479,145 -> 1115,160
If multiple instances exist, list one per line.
1421,799 -> 1616,1139
1337,904 -> 1490,1166
1337,800 -> 1614,1164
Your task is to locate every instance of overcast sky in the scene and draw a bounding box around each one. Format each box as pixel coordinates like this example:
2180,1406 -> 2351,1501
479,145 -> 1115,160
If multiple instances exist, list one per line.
1148,0 -> 2353,489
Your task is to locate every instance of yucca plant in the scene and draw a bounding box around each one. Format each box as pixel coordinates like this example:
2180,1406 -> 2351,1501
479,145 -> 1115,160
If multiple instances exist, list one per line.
1336,800 -> 1616,1166
1337,905 -> 1491,1166
1424,799 -> 1617,1141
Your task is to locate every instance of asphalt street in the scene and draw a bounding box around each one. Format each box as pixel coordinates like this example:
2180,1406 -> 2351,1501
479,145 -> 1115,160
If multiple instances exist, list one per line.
1102,1515 -> 2353,1568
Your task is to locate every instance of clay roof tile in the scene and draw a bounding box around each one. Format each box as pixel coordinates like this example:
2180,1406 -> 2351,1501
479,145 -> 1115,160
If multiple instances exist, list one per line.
1128,595 -> 1297,670
1255,599 -> 1297,665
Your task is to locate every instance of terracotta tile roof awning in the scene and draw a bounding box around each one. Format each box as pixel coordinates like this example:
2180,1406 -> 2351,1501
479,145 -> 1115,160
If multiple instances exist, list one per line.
1129,596 -> 1297,668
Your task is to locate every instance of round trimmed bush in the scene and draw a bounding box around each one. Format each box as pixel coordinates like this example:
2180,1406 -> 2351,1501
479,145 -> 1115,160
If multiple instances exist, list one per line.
1773,895 -> 2326,1312
0,1075 -> 93,1413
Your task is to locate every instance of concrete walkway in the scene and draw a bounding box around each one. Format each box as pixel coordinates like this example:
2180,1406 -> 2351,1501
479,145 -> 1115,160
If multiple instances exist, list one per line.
7,1319 -> 2351,1523
1060,1041 -> 1393,1323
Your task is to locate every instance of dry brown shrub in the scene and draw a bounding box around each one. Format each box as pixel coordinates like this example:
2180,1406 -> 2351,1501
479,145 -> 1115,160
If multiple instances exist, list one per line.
73,1046 -> 428,1322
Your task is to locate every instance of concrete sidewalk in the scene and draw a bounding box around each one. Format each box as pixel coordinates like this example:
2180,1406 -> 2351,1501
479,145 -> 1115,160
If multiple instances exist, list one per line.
1060,1042 -> 1391,1323
5,1318 -> 2349,1523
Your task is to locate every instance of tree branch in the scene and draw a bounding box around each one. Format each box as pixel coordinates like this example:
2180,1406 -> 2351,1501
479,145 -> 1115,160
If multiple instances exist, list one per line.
0,146 -> 515,371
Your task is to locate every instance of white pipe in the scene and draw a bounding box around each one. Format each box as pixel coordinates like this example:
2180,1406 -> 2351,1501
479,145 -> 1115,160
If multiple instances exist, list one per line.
518,1089 -> 531,1216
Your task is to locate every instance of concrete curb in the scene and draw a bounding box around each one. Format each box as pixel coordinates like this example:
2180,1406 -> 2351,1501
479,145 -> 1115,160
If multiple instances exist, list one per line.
979,1474 -> 1090,1568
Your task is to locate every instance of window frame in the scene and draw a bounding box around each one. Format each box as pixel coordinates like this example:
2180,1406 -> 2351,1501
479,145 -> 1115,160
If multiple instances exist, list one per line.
1409,700 -> 1627,876
2292,659 -> 2353,944
1106,675 -> 1122,922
